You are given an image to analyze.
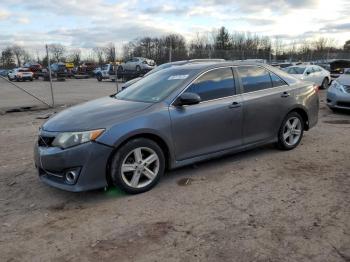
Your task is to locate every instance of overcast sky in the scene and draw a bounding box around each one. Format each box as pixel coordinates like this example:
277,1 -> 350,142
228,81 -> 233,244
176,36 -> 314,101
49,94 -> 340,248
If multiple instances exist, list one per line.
1,0 -> 350,51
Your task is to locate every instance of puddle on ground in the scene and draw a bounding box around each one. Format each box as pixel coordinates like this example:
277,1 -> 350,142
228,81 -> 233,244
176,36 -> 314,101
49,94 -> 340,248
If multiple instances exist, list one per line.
323,120 -> 350,125
177,178 -> 193,186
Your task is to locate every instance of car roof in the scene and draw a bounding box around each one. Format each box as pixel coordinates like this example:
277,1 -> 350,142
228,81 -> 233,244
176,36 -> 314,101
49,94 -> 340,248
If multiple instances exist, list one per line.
169,61 -> 269,70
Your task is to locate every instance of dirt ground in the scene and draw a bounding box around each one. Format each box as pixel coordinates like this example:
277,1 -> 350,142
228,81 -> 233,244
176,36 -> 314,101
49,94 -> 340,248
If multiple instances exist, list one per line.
0,86 -> 349,262
0,77 -> 118,111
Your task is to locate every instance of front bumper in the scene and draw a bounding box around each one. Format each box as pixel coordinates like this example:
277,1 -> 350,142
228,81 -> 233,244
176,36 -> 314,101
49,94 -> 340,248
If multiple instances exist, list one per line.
327,89 -> 350,110
18,76 -> 33,80
34,138 -> 114,192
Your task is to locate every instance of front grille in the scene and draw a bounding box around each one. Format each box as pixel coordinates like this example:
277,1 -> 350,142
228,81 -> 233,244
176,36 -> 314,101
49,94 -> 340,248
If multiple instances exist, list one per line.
337,101 -> 350,108
38,136 -> 55,147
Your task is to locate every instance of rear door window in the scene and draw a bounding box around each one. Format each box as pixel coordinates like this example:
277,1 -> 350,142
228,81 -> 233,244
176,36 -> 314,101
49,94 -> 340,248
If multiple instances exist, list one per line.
237,66 -> 272,93
270,72 -> 287,87
185,67 -> 235,101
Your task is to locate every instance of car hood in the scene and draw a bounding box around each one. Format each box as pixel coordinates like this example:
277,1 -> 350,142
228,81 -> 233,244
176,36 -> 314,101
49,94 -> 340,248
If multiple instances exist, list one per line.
337,75 -> 350,86
42,96 -> 153,132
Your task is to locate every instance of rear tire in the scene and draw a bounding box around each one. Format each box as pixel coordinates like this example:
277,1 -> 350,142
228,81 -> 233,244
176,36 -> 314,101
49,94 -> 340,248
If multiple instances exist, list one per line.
110,138 -> 165,194
97,74 -> 102,82
277,112 -> 304,150
320,78 -> 329,89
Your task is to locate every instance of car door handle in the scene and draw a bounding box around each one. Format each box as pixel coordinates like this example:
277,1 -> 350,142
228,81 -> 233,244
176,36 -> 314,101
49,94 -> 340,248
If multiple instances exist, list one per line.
228,101 -> 242,109
281,92 -> 290,98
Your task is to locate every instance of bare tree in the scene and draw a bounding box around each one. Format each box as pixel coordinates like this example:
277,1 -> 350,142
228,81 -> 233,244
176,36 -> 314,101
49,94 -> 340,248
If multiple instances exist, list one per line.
12,45 -> 25,67
1,47 -> 15,68
70,48 -> 81,66
104,43 -> 116,62
93,47 -> 105,66
48,44 -> 66,62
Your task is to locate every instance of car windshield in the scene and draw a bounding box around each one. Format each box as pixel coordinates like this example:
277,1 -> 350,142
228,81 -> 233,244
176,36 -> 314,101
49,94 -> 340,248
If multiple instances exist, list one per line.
286,67 -> 306,74
144,63 -> 173,77
115,67 -> 198,103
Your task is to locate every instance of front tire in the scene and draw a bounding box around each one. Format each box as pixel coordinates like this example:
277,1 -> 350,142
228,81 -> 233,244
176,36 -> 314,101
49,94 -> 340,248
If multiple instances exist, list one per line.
320,78 -> 329,89
277,112 -> 304,150
97,74 -> 102,82
110,138 -> 165,194
136,65 -> 141,72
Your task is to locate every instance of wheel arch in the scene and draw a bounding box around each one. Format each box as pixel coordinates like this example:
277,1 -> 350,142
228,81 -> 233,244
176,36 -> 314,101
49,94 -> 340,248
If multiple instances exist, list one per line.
105,132 -> 172,186
287,107 -> 310,131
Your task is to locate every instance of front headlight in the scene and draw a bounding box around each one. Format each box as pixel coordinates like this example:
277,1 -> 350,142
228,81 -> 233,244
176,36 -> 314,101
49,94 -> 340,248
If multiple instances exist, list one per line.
330,81 -> 345,93
52,129 -> 105,149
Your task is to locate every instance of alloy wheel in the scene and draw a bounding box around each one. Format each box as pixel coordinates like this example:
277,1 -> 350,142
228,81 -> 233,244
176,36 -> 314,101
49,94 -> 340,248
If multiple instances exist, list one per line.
121,147 -> 160,189
282,117 -> 302,146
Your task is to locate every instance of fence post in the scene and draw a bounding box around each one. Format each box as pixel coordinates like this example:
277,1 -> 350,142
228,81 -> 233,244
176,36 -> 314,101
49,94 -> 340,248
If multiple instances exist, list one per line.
46,44 -> 54,107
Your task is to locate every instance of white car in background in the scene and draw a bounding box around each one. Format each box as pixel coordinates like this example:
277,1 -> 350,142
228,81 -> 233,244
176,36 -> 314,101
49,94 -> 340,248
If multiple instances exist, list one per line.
118,57 -> 156,73
8,68 -> 34,82
285,65 -> 331,89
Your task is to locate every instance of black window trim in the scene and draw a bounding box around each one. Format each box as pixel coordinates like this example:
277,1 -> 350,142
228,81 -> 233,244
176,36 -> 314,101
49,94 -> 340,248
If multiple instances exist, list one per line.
235,65 -> 289,95
170,66 -> 238,106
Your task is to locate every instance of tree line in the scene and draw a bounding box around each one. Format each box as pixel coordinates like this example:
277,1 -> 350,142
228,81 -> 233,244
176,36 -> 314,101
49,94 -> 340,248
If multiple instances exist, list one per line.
1,26 -> 350,69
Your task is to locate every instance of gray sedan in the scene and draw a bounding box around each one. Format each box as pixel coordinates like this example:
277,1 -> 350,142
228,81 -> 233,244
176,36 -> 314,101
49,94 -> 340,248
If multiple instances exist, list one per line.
34,62 -> 319,194
327,69 -> 350,111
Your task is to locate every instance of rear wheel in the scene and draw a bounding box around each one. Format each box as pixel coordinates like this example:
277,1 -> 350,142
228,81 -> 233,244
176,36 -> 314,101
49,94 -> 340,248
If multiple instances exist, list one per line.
277,112 -> 304,150
110,138 -> 165,194
97,74 -> 102,82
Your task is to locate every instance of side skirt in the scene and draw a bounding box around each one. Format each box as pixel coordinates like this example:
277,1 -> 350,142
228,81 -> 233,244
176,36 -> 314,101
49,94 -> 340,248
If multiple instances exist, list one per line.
170,138 -> 277,170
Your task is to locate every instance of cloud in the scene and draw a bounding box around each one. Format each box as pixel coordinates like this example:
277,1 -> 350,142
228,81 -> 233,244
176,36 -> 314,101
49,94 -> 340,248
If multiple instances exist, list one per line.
17,17 -> 30,24
0,9 -> 10,20
0,0 -> 349,51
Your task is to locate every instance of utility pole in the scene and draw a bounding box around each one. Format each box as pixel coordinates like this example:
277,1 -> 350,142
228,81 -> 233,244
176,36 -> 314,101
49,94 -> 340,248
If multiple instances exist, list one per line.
46,44 -> 54,107
169,40 -> 172,62
113,45 -> 119,92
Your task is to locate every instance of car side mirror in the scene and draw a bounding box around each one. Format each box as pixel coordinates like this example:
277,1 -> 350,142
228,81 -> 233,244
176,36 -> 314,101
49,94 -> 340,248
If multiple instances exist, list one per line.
306,71 -> 310,75
174,92 -> 201,106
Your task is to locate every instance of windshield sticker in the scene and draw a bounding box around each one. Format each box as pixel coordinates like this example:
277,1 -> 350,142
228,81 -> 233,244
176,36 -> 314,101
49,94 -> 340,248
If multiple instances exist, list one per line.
168,75 -> 189,80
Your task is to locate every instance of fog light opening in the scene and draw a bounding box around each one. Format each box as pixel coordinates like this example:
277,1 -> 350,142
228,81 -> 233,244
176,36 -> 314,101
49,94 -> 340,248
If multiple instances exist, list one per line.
65,170 -> 78,184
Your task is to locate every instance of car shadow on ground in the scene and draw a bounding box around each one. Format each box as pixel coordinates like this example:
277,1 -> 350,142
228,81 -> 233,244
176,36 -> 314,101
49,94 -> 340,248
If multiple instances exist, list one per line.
36,143 -> 280,207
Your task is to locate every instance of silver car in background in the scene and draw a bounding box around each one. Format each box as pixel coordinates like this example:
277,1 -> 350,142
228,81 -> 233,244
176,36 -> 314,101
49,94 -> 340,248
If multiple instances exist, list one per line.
121,59 -> 226,89
327,68 -> 350,111
118,57 -> 156,73
34,62 -> 319,194
285,65 -> 331,89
